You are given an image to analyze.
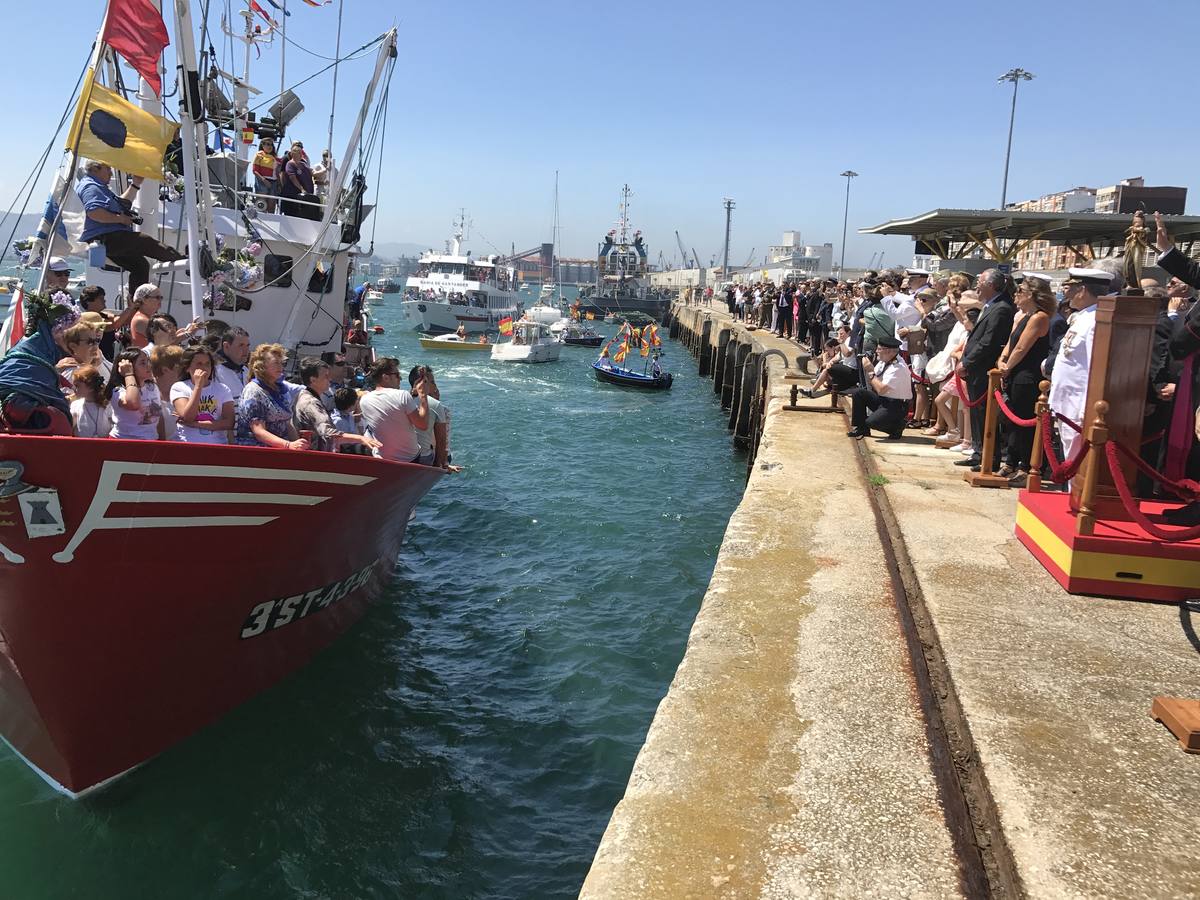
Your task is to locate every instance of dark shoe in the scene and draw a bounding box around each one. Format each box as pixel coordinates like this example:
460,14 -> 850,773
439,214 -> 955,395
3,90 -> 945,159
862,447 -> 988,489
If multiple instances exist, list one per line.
878,432 -> 903,442
954,456 -> 981,467
1009,470 -> 1029,488
847,428 -> 869,438
969,464 -> 982,473
799,388 -> 815,398
1163,501 -> 1200,526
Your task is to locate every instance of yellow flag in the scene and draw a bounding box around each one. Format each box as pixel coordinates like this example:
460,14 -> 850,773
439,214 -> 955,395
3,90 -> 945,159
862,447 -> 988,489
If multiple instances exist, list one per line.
66,69 -> 178,180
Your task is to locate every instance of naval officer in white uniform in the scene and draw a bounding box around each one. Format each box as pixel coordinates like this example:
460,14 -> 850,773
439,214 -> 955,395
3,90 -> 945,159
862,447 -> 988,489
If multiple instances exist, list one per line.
1047,267 -> 1117,462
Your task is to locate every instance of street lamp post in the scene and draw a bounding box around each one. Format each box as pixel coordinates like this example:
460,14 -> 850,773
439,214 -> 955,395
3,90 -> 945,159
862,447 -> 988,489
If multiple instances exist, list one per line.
839,170 -> 858,280
998,67 -> 1034,209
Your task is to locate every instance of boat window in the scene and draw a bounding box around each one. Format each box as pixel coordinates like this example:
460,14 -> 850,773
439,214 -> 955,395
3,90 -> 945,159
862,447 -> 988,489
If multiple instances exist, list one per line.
307,260 -> 335,294
265,254 -> 293,288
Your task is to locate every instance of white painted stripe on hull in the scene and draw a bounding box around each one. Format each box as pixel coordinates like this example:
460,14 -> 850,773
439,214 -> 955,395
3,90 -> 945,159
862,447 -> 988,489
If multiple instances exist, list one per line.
110,491 -> 328,506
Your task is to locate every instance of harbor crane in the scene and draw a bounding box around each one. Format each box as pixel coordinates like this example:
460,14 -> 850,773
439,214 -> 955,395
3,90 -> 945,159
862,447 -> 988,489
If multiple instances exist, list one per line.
741,248 -> 756,269
675,231 -> 701,270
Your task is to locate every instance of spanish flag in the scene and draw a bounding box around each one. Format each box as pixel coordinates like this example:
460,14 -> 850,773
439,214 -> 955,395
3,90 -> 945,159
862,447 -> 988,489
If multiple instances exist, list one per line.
66,68 -> 178,180
498,316 -> 513,336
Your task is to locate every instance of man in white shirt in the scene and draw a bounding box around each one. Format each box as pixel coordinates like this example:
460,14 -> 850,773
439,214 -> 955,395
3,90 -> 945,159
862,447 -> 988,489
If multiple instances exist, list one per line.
1047,267 -> 1116,463
358,357 -> 429,462
214,326 -> 251,401
847,335 -> 913,440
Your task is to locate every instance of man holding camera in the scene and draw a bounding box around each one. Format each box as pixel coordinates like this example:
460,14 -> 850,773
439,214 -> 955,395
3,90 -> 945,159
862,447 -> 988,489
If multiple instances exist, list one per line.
846,335 -> 913,440
75,158 -> 186,296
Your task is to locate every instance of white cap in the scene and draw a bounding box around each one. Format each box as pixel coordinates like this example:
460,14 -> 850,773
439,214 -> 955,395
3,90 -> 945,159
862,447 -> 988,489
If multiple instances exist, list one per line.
1065,267 -> 1116,286
1018,271 -> 1051,283
905,268 -> 930,277
48,256 -> 71,273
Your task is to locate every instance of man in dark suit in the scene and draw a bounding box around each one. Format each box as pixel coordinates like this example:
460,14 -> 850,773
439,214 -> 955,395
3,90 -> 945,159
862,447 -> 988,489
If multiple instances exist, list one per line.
1154,212 -> 1200,523
955,268 -> 1015,469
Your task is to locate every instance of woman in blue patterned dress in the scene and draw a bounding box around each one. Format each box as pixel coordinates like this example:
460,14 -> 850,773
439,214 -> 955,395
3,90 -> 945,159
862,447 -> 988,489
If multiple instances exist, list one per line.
235,343 -> 310,450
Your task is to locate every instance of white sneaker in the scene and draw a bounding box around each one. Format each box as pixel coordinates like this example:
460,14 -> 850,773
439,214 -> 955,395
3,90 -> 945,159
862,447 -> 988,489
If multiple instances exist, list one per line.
960,445 -> 977,455
948,441 -> 970,452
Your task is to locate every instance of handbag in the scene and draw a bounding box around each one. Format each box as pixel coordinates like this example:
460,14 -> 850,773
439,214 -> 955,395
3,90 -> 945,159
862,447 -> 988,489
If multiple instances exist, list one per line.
925,347 -> 954,383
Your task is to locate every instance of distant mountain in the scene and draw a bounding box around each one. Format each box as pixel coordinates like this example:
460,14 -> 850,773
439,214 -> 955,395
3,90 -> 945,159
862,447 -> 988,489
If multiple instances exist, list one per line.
0,212 -> 50,248
365,241 -> 432,260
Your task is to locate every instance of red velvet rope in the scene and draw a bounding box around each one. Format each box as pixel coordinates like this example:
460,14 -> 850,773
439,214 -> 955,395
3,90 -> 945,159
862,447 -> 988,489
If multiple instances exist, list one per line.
1107,437 -> 1200,502
992,391 -> 1038,427
1104,442 -> 1200,542
1040,410 -> 1091,482
954,371 -> 988,408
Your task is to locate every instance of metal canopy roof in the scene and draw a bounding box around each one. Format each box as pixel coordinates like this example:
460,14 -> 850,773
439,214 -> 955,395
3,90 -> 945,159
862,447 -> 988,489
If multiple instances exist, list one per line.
859,208 -> 1200,259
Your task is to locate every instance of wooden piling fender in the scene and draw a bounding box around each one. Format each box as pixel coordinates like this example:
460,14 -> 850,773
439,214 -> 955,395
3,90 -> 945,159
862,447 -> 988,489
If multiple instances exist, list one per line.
698,319 -> 714,377
713,328 -> 731,393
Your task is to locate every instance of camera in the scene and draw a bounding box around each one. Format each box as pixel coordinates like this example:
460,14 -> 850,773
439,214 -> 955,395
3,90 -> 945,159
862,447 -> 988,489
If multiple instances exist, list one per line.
129,211 -> 144,226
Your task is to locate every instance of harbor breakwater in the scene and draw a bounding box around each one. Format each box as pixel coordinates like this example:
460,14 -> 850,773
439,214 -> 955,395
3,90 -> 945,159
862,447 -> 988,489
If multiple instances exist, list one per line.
581,301 -> 1200,899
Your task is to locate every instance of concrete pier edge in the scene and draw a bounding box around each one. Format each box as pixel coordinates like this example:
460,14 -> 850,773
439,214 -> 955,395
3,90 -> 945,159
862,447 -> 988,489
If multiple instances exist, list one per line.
582,301 -> 1200,900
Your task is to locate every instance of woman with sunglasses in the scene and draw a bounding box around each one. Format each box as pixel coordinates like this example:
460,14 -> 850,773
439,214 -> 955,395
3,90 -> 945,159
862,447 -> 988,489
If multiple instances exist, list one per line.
56,322 -> 111,385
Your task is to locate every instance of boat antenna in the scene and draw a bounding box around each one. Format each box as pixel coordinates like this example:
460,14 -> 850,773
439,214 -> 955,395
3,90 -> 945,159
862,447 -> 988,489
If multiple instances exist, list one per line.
325,0 -> 345,167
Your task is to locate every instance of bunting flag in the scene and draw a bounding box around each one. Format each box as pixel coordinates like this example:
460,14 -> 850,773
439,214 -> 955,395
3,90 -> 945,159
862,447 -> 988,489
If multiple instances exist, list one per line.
250,0 -> 279,27
261,0 -> 292,15
299,0 -> 332,5
101,0 -> 170,95
66,69 -> 178,180
498,316 -> 513,336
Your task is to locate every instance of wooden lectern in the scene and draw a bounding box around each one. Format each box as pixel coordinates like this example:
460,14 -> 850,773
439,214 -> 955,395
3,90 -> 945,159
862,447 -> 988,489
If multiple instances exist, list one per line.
1069,294 -> 1160,524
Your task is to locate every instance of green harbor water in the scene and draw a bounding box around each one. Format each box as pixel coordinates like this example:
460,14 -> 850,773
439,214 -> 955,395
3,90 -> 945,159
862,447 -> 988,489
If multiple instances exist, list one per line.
0,298 -> 745,898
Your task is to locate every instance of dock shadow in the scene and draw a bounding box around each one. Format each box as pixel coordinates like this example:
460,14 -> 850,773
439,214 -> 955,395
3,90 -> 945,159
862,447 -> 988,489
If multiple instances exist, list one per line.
1179,600 -> 1200,656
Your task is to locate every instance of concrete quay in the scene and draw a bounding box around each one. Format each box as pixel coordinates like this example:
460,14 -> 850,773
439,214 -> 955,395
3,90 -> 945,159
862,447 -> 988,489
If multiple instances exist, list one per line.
580,302 -> 1200,899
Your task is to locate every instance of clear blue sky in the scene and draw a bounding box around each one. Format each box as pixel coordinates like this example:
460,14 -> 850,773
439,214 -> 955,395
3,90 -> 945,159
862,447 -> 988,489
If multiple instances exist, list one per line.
4,0 -> 1198,267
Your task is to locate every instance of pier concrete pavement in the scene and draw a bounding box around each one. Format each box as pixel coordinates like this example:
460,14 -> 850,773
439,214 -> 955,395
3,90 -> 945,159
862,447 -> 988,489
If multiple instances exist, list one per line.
581,302 -> 1200,899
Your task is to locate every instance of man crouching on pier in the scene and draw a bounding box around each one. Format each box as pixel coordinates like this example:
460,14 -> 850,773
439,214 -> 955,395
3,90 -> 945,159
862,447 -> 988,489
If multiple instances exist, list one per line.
847,335 -> 912,440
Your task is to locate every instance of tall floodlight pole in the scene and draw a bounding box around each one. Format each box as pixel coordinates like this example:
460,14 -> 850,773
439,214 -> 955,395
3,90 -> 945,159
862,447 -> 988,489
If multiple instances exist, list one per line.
839,171 -> 858,279
998,68 -> 1034,209
722,198 -> 735,284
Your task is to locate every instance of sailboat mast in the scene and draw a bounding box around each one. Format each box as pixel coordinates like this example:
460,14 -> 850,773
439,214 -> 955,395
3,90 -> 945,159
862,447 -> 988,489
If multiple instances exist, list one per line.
172,0 -> 215,313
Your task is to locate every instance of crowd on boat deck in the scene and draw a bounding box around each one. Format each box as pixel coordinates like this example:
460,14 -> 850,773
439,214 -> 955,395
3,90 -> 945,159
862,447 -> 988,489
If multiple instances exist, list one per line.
702,218 -> 1200,525
251,139 -> 338,218
0,269 -> 458,471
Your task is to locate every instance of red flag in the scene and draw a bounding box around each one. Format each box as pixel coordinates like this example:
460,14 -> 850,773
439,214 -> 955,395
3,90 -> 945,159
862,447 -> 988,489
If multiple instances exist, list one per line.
3,287 -> 26,350
102,0 -> 170,96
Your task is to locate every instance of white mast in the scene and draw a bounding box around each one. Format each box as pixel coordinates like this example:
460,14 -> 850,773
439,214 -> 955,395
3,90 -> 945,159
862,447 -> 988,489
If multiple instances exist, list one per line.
171,0 -> 218,314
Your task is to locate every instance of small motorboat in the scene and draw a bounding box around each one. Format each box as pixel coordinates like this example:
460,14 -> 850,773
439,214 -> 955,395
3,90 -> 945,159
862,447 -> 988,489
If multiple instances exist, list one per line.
559,321 -> 604,347
592,360 -> 673,390
419,333 -> 493,352
491,320 -> 561,363
372,324 -> 385,334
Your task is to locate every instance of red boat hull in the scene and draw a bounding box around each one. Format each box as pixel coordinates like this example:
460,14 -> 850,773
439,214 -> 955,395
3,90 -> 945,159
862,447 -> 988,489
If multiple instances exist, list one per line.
0,435 -> 442,796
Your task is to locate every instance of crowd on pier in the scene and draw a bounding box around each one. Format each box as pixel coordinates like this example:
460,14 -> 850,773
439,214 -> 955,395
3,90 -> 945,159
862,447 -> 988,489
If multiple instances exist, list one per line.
0,264 -> 457,470
708,217 -> 1200,524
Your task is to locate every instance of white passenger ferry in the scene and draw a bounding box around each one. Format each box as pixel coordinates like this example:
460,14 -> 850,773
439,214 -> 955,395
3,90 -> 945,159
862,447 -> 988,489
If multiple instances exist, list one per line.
400,217 -> 522,334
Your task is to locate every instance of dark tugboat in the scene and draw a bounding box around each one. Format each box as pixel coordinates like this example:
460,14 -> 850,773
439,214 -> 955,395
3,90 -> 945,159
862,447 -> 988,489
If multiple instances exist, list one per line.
574,185 -> 668,322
